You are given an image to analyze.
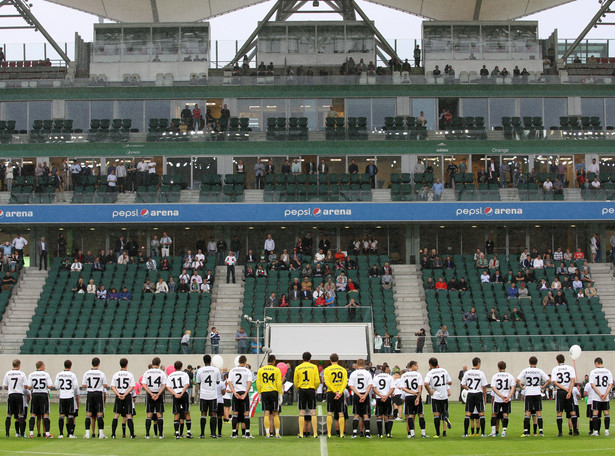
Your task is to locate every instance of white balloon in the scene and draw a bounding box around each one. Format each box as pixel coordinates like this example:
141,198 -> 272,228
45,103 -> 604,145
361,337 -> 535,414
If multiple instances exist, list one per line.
461,389 -> 468,404
234,355 -> 241,367
211,355 -> 224,369
569,344 -> 582,360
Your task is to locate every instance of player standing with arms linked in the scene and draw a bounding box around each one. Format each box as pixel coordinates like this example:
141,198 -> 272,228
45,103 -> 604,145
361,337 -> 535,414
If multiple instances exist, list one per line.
372,364 -> 395,438
401,361 -> 428,438
589,357 -> 613,436
195,354 -> 222,439
489,361 -> 515,437
461,357 -> 488,438
26,361 -> 53,438
323,353 -> 347,438
228,355 -> 254,438
424,357 -> 452,439
256,354 -> 283,438
348,358 -> 373,438
3,359 -> 27,438
551,353 -> 578,436
110,358 -> 136,439
82,357 -> 108,439
167,361 -> 193,439
55,359 -> 79,439
142,357 -> 167,439
516,356 -> 550,437
294,351 -> 320,438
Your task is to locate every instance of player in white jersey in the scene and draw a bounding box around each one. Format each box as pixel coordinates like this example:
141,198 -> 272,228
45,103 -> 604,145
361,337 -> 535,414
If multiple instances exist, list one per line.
584,381 -> 598,435
110,358 -> 136,439
348,358 -> 373,438
215,377 -> 226,437
167,360 -> 192,439
54,359 -> 79,439
3,359 -> 27,438
195,354 -> 222,439
489,360 -> 515,437
461,357 -> 488,437
142,357 -> 167,439
228,355 -> 254,438
26,360 -> 53,438
516,356 -> 550,437
81,357 -> 108,439
424,357 -> 452,438
391,372 -> 403,420
589,356 -> 613,436
373,364 -> 394,438
551,353 -> 578,436
401,361 -> 427,438
567,385 -> 581,435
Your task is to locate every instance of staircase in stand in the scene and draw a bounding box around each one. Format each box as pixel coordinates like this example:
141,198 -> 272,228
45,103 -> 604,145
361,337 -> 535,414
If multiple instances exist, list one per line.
589,263 -> 615,335
207,265 -> 245,353
392,264 -> 432,352
0,268 -> 48,354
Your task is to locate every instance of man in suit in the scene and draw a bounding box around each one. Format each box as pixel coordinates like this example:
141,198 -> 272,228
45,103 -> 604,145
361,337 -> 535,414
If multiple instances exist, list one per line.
39,237 -> 48,270
265,159 -> 275,175
245,249 -> 256,271
365,161 -> 378,188
318,159 -> 328,175
116,236 -> 126,255
348,159 -> 359,174
306,161 -> 316,175
318,235 -> 331,253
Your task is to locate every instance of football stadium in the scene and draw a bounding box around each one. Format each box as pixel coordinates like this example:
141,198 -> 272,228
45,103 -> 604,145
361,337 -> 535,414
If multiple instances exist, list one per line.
0,0 -> 614,454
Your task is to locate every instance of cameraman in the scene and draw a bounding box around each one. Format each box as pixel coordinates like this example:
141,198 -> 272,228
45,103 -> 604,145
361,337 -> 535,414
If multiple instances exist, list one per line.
415,328 -> 426,353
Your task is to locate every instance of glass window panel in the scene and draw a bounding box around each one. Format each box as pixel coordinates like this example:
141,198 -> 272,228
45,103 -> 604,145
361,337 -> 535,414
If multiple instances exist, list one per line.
520,98 -> 542,118
317,25 -> 344,54
461,98 -> 488,119
28,101 -> 52,124
166,157 -> 191,189
452,25 -> 480,57
605,98 -> 615,128
94,27 -> 121,56
235,157 -> 258,189
376,156 -> 401,189
5,102 -> 27,131
346,98 -> 371,128
123,27 -> 150,56
118,101 -> 144,133
236,99 -> 262,132
314,99 -> 334,131
152,27 -> 179,55
145,100 -> 171,123
289,99 -> 317,131
419,225 -> 438,253
289,25 -> 314,54
260,26 -> 287,54
91,101 -> 114,121
180,26 -> 209,60
320,157 -> 346,175
371,98 -> 396,132
489,98 -> 515,130
511,25 -> 538,57
412,98 -> 436,131
581,98 -> 604,121
482,25 -> 510,55
543,98 -> 567,131
66,101 -> 90,132
423,25 -> 452,56
192,157 -> 217,190
345,25 -> 374,54
262,100 -> 286,130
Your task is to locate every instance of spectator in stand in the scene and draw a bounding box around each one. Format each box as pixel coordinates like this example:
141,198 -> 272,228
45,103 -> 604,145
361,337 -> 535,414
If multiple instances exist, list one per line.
436,326 -> 449,352
479,65 -> 489,79
554,290 -> 567,306
543,177 -> 553,192
374,332 -> 383,353
264,234 -> 275,257
70,258 -> 82,272
381,270 -> 393,289
86,279 -> 96,294
155,278 -> 168,294
574,248 -> 585,260
97,284 -> 107,300
146,257 -> 157,271
142,278 -> 154,294
475,253 -> 488,269
108,288 -> 119,301
507,282 -> 518,298
254,159 -> 265,189
72,277 -> 87,293
235,327 -> 249,354
488,255 -> 500,271
487,307 -> 500,322
432,178 -> 444,200
435,277 -> 448,290
178,279 -> 189,293
511,307 -> 525,322
119,286 -> 132,301
463,307 -> 477,322
425,277 -> 435,291
347,278 -> 359,294
209,327 -> 220,354
542,291 -> 555,307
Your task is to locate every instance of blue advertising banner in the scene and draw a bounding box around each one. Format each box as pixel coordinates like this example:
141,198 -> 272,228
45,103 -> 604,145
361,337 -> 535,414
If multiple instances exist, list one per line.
0,202 -> 614,224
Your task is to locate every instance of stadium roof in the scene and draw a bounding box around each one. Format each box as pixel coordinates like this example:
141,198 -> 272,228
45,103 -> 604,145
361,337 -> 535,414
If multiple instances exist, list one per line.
45,0 -> 575,22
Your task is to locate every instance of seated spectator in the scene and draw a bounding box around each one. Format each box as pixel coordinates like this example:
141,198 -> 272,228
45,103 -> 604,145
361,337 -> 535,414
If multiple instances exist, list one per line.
573,248 -> 585,260
524,270 -> 535,283
475,253 -> 488,269
91,257 -> 104,272
507,282 -> 518,298
86,279 -> 97,294
511,307 -> 526,322
334,248 -> 345,261
178,279 -> 189,293
97,285 -> 107,300
336,272 -> 348,291
192,257 -> 204,270
160,258 -> 170,271
314,293 -> 326,307
84,251 -> 95,264
487,307 -> 500,322
313,263 -> 324,278
502,313 -> 510,322
515,270 -> 525,283
72,278 -> 87,294
302,276 -> 313,291
369,265 -> 380,277
517,282 -> 530,300
572,275 -> 583,290
500,67 -> 509,77
567,263 -> 578,278
591,177 -> 601,190
302,264 -> 313,278
431,255 -> 443,269
488,255 -> 500,271
190,270 -> 202,286
105,250 -> 116,264
277,293 -> 288,307
561,276 -> 573,289
425,277 -> 436,291
563,249 -> 573,261
543,178 -> 553,191
289,284 -> 301,301
142,278 -> 154,293
334,258 -> 346,272
179,269 -> 190,284
480,270 -> 491,283
442,256 -> 455,269
554,178 -> 563,195
533,255 -> 544,269
346,256 -> 357,270
117,251 -> 130,265
435,277 -> 448,290
70,258 -> 82,272
190,280 -> 200,293
245,265 -> 255,278
325,250 -> 335,263
458,277 -> 468,292
108,288 -> 119,300
479,65 -> 489,78
146,257 -> 157,271
448,278 -> 459,291
256,264 -> 268,278
585,285 -> 597,297
347,278 -> 359,293
381,271 -> 393,289
267,292 -> 278,308
492,270 -> 504,283
119,287 -> 132,301
542,291 -> 555,307
168,277 -> 177,293
551,277 -> 562,290
537,278 -> 549,290
544,254 -> 555,269
556,262 -> 567,275
463,307 -> 477,322
280,249 -> 290,265
314,249 -> 325,263
155,278 -> 168,294
582,271 -> 593,285
504,270 -> 515,284
60,258 -> 71,271
200,281 -> 210,293
554,290 -> 567,306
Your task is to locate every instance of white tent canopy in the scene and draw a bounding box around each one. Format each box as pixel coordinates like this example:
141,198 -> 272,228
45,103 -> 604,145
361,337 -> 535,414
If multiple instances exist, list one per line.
46,0 -> 576,22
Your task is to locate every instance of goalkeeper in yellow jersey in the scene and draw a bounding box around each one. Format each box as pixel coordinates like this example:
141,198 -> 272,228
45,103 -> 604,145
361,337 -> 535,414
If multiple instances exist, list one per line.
323,353 -> 348,438
256,354 -> 283,438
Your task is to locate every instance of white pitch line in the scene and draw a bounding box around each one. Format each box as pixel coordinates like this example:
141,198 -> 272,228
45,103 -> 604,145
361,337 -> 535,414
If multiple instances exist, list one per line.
317,404 -> 328,456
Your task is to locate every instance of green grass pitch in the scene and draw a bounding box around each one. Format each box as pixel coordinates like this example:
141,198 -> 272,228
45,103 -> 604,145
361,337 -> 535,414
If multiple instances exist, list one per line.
0,402 -> 612,456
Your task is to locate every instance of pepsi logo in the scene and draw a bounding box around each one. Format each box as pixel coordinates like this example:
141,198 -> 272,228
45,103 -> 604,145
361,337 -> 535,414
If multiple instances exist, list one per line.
484,207 -> 493,215
0,210 -> 4,217
312,208 -> 322,217
140,209 -> 149,217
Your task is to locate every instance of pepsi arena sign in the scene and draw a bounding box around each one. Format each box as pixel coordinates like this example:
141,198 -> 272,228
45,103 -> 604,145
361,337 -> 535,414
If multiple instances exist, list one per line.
112,208 -> 180,219
456,206 -> 523,217
0,209 -> 34,218
284,207 -> 352,218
